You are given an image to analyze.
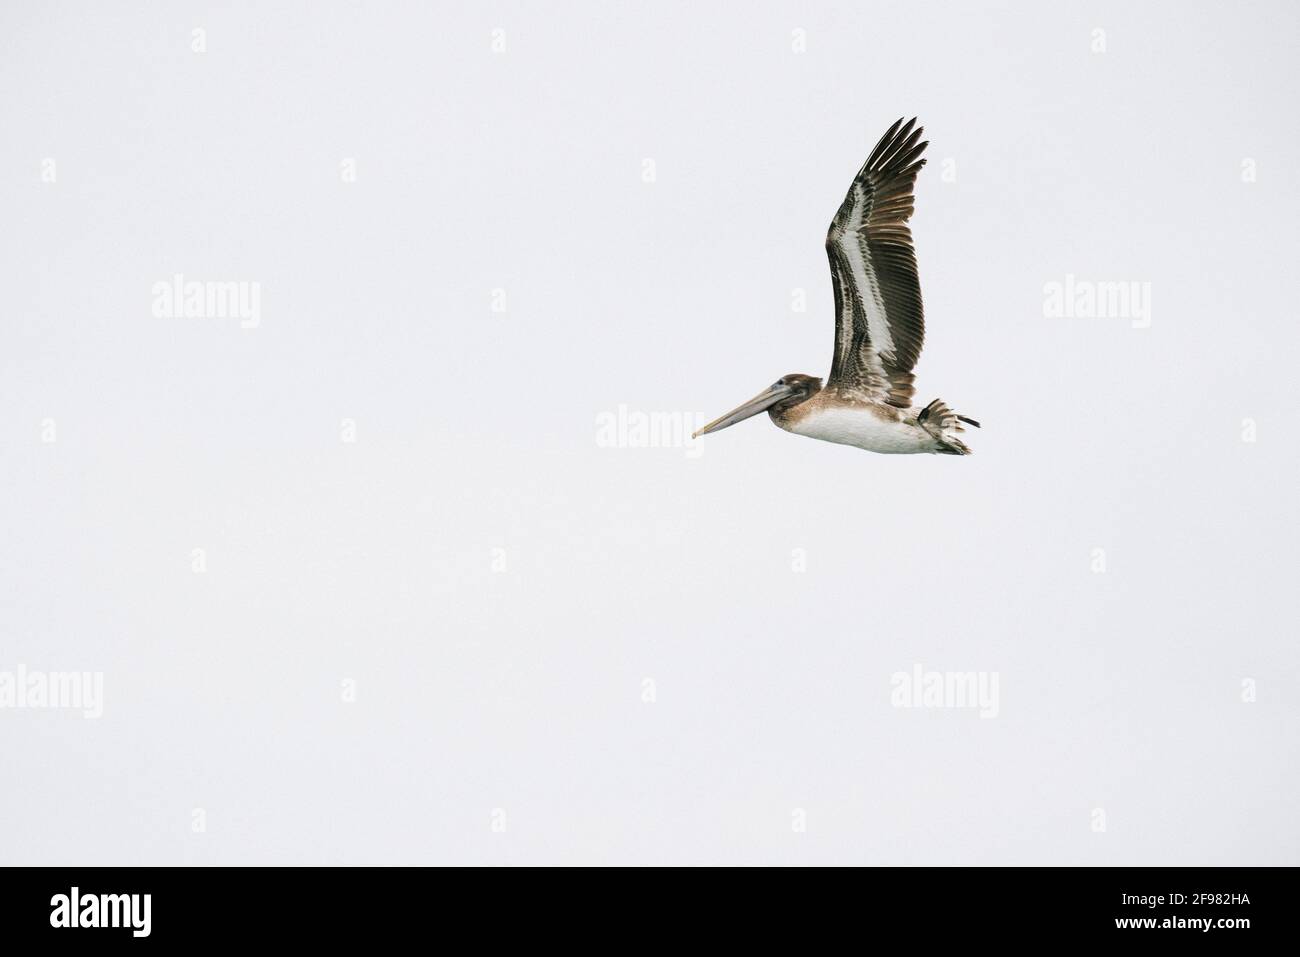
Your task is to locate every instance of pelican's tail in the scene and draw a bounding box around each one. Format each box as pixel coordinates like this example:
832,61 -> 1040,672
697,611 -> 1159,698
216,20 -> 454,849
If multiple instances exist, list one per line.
918,398 -> 979,455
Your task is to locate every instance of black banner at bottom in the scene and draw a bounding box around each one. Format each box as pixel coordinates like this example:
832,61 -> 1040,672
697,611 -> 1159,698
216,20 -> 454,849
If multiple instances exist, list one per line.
0,866 -> 1285,944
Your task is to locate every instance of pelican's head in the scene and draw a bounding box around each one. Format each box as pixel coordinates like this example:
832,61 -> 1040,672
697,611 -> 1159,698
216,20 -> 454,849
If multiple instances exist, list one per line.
693,373 -> 822,438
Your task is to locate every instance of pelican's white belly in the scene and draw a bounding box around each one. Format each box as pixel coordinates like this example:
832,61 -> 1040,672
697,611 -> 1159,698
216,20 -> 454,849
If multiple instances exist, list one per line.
783,406 -> 935,454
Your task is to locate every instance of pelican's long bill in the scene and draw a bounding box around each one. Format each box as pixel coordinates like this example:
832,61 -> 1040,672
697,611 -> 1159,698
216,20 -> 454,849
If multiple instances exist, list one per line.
693,382 -> 795,438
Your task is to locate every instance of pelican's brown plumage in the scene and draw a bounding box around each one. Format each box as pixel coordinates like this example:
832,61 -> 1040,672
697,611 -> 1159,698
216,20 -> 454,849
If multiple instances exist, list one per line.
694,118 -> 979,455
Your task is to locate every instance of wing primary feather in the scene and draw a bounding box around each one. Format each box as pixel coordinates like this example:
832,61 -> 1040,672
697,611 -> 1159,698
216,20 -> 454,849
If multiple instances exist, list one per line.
875,125 -> 923,171
862,117 -> 905,171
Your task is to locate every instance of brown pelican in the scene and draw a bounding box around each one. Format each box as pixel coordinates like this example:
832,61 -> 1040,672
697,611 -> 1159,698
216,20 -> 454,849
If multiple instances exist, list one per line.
694,118 -> 979,454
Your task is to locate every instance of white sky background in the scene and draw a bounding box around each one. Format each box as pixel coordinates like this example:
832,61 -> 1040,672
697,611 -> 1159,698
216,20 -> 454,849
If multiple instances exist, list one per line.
1,0 -> 1296,865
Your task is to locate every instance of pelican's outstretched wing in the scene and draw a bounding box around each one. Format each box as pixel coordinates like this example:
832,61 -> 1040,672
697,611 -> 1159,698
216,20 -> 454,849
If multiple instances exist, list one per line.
825,117 -> 928,407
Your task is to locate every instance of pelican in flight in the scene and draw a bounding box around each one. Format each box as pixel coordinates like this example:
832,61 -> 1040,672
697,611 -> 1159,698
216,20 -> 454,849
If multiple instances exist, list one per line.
694,118 -> 979,454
